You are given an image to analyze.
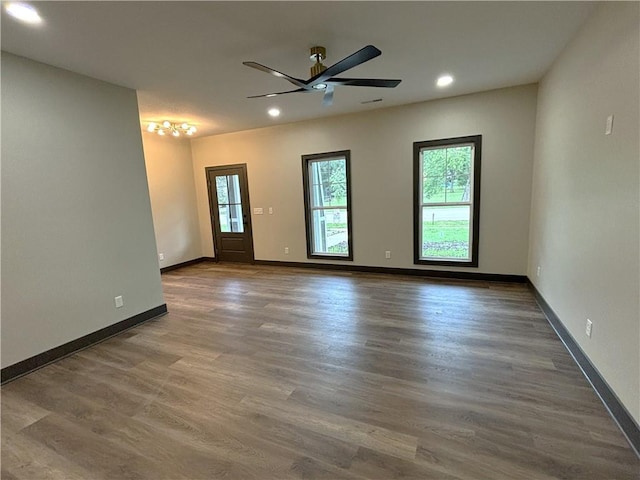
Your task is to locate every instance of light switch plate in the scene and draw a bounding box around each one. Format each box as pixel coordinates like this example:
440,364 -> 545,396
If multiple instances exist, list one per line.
253,207 -> 264,215
605,115 -> 614,135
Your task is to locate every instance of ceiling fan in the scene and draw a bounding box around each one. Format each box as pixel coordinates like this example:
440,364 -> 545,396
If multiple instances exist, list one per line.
243,45 -> 401,106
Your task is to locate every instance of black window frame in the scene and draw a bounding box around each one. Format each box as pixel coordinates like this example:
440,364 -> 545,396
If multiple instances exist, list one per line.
302,150 -> 353,261
413,135 -> 482,267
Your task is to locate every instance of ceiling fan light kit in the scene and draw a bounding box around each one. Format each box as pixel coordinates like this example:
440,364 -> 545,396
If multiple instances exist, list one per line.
244,45 -> 401,106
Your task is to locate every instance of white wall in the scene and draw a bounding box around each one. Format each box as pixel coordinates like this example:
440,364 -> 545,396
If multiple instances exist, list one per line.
529,3 -> 639,422
142,134 -> 201,268
1,53 -> 165,368
191,84 -> 537,275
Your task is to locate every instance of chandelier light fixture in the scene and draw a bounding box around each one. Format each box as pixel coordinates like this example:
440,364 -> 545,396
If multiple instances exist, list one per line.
146,120 -> 197,137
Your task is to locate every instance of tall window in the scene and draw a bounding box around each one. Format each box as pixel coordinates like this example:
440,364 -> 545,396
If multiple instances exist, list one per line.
414,135 -> 481,266
302,150 -> 353,260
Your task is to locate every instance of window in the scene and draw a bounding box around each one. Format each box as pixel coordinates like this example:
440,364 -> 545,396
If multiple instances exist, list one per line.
302,150 -> 353,260
414,135 -> 481,266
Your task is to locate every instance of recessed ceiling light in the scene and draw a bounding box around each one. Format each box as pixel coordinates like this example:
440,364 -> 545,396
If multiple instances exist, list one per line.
312,83 -> 327,90
437,74 -> 454,88
5,3 -> 42,24
268,108 -> 280,117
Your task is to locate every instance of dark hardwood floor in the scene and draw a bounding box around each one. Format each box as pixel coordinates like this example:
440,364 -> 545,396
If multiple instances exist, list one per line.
2,263 -> 638,479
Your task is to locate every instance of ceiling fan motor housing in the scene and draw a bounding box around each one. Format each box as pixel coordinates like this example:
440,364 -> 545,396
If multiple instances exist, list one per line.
309,46 -> 327,77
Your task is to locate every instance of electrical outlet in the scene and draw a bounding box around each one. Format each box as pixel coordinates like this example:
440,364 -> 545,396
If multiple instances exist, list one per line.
114,296 -> 124,308
585,318 -> 593,338
385,250 -> 391,259
268,207 -> 273,215
158,253 -> 164,261
537,265 -> 541,277
284,247 -> 289,255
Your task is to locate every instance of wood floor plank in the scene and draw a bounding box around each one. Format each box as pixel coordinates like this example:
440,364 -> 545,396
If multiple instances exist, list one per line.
2,263 -> 638,479
18,413 -> 170,479
240,394 -> 419,461
2,428 -> 98,480
1,391 -> 51,434
212,408 -> 361,472
349,446 -> 465,480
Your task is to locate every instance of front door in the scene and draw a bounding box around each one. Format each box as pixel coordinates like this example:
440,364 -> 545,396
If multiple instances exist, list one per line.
206,164 -> 254,263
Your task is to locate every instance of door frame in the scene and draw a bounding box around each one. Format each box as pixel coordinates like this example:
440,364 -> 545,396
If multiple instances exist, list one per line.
205,163 -> 255,263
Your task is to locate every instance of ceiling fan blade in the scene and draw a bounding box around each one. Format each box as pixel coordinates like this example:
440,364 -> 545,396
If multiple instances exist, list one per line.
307,45 -> 381,87
326,78 -> 402,88
247,87 -> 309,99
322,85 -> 334,107
243,61 -> 306,88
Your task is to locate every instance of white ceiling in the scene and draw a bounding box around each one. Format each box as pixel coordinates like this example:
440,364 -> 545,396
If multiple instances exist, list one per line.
1,1 -> 596,137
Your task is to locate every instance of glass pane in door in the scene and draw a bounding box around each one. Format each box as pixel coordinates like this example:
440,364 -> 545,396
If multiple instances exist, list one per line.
216,177 -> 229,203
228,174 -> 242,204
218,204 -> 230,232
229,204 -> 244,233
215,174 -> 244,233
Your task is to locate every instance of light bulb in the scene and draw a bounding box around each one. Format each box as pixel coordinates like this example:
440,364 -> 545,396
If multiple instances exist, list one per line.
172,130 -> 180,137
189,126 -> 197,133
268,108 -> 281,117
162,120 -> 171,128
157,129 -> 165,136
5,3 -> 42,24
186,131 -> 193,136
436,74 -> 454,87
147,122 -> 156,132
181,123 -> 189,130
